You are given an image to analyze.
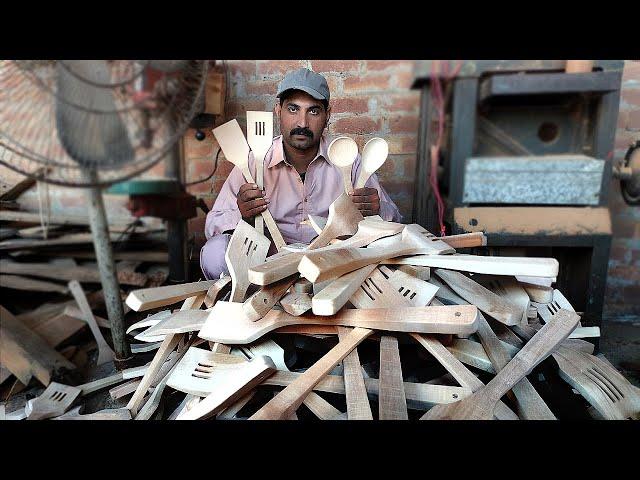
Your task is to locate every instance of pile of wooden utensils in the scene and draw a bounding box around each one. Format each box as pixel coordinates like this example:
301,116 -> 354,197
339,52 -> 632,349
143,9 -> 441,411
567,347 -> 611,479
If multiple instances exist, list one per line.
3,116 -> 638,421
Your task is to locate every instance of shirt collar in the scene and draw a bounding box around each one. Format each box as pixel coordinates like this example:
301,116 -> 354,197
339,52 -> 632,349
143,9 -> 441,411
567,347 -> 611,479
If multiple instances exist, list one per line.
268,134 -> 330,169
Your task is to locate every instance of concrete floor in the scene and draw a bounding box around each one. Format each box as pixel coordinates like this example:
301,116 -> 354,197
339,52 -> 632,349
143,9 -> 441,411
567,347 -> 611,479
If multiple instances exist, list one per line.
599,319 -> 640,387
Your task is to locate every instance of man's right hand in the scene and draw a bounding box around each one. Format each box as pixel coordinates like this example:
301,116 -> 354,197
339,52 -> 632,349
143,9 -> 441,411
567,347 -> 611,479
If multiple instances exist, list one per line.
237,183 -> 269,220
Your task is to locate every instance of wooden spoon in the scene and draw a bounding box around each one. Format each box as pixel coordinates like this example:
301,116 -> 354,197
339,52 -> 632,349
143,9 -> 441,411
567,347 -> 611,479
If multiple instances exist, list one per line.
327,136 -> 358,195
355,137 -> 388,189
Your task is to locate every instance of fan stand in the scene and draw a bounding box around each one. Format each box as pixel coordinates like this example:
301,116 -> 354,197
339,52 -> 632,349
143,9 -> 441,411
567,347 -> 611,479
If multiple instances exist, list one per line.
83,168 -> 132,365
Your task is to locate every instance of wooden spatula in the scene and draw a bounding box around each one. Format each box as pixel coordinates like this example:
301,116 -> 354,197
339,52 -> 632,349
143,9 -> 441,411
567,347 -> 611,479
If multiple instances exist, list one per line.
126,280 -> 217,312
553,347 -> 639,420
378,265 -> 439,307
68,280 -> 115,366
246,111 -> 273,236
199,301 -> 478,344
299,224 -> 454,283
213,119 -> 286,250
25,382 -> 81,420
421,309 -> 580,420
225,219 -> 271,302
248,213 -> 401,286
242,274 -> 298,321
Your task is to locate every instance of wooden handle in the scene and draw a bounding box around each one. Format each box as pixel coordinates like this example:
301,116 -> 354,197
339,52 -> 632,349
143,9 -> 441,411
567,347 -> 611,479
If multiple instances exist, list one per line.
337,326 -> 373,419
482,309 -> 579,403
299,243 -> 409,283
250,327 -> 373,419
243,274 -> 298,321
440,232 -> 486,249
255,153 -> 264,235
248,252 -> 303,286
354,168 -> 370,190
312,264 -> 378,315
341,165 -> 354,195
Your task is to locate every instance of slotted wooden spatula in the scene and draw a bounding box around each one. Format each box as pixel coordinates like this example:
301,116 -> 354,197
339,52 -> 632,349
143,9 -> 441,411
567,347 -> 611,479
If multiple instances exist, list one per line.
25,382 -> 81,420
213,119 -> 286,250
225,219 -> 271,302
246,111 -> 273,235
421,309 -> 580,420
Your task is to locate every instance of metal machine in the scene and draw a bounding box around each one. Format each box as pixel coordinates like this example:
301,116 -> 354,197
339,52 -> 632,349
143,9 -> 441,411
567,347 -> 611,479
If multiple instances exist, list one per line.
411,60 -> 628,334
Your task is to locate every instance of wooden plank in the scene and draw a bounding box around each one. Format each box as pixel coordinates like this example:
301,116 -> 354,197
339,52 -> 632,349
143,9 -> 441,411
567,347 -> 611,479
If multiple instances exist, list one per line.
378,335 -> 408,420
0,305 -> 75,386
0,274 -> 69,293
125,280 -> 217,311
0,209 -> 132,227
0,233 -> 125,251
199,302 -> 479,345
337,326 -> 372,420
26,249 -> 168,263
250,328 -> 373,420
0,175 -> 37,201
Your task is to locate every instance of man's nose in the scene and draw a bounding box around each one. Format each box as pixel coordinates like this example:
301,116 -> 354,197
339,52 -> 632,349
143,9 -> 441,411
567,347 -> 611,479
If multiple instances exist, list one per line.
296,113 -> 308,128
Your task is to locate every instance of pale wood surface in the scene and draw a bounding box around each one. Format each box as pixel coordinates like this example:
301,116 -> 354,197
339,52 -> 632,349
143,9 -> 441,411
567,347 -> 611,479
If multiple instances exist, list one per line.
0,274 -> 69,293
380,265 -> 439,307
327,136 -> 358,195
534,289 -> 576,324
203,276 -> 232,308
422,309 -> 579,420
225,220 -> 271,302
126,280 -> 217,312
263,370 -> 472,410
137,309 -> 210,337
350,267 -> 412,309
213,119 -> 285,250
475,314 -> 556,420
439,232 -> 487,249
519,281 -> 554,303
21,310 -> 86,348
434,269 -> 522,326
216,391 -> 255,420
410,333 -> 519,420
25,382 -> 81,420
338,326 -> 373,420
308,192 -> 363,249
199,302 -> 478,345
476,275 -> 530,325
553,347 -> 640,420
68,280 -> 115,366
280,291 -> 312,316
109,379 -> 141,400
0,232 -> 126,251
428,276 -> 468,305
300,224 -> 454,283
246,111 -> 273,236
378,335 -> 408,420
52,406 -> 132,420
250,327 -> 373,420
0,305 -> 75,386
126,310 -> 172,335
385,254 -> 559,278
312,264 -> 378,315
0,259 -> 147,286
248,216 -> 402,286
178,356 -> 276,420
243,274 -> 298,321
355,137 -> 388,189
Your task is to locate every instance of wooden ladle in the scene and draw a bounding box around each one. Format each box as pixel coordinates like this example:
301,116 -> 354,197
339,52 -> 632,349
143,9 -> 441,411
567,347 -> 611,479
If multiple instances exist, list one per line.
327,136 -> 358,195
355,137 -> 388,189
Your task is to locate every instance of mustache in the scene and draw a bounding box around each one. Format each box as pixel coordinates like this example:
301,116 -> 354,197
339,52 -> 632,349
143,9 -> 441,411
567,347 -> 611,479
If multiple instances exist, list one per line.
290,127 -> 313,138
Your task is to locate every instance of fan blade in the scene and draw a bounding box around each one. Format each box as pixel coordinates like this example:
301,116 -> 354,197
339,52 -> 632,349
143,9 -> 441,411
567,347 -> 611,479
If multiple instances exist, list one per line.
55,60 -> 134,169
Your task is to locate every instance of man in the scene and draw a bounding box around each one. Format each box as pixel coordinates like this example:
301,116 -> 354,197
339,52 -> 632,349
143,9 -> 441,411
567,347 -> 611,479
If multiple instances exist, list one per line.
200,67 -> 402,280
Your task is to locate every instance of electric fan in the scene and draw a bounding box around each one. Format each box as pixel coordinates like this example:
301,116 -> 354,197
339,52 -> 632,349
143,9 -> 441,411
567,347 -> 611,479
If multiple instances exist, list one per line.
0,60 -> 209,362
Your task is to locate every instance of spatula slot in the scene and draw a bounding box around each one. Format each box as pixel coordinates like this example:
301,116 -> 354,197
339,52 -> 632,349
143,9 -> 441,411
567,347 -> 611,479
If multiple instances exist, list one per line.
589,367 -> 624,400
585,370 -> 617,402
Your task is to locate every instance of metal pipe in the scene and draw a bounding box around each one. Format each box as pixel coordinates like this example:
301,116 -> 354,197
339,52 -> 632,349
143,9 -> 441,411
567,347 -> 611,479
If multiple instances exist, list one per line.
165,139 -> 189,284
84,168 -> 131,364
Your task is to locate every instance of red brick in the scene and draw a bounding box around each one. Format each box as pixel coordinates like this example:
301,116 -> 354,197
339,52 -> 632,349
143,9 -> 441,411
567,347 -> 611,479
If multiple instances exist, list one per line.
187,180 -> 212,195
226,98 -> 273,119
394,71 -> 415,89
311,61 -> 360,74
184,138 -> 214,158
366,60 -> 414,71
188,158 -> 217,179
622,89 -> 640,107
343,75 -> 391,94
614,132 -> 636,151
188,216 -> 206,235
257,60 -> 306,77
384,93 -> 420,112
609,245 -> 630,262
401,136 -> 418,154
226,61 -> 256,77
245,79 -> 280,96
329,97 -> 369,114
389,114 -> 420,134
626,109 -> 640,130
608,265 -> 640,283
617,110 -> 629,129
326,76 -> 342,96
333,116 -> 382,135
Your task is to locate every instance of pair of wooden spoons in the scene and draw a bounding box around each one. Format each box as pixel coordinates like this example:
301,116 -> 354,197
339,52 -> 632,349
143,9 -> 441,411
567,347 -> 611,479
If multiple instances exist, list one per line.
327,136 -> 389,195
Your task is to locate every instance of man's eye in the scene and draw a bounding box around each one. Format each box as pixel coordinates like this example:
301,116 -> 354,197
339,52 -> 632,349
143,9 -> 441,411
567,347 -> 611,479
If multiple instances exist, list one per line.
287,105 -> 297,113
309,108 -> 319,115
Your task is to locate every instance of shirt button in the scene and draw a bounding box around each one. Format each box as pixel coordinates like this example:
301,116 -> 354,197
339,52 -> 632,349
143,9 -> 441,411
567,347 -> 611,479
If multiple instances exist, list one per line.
304,198 -> 308,202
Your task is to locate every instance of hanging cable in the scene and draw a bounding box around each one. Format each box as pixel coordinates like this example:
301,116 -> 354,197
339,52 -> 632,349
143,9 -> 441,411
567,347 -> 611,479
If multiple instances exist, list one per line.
184,147 -> 222,186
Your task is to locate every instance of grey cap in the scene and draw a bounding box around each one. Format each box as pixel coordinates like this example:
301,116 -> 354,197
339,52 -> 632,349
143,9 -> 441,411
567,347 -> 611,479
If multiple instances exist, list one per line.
276,68 -> 330,103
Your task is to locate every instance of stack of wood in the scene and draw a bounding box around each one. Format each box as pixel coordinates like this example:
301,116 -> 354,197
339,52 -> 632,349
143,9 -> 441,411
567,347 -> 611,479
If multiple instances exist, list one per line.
2,193 -> 638,420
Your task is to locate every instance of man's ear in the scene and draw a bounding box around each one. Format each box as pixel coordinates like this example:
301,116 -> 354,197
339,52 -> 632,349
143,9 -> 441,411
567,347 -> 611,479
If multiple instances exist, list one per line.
274,102 -> 281,118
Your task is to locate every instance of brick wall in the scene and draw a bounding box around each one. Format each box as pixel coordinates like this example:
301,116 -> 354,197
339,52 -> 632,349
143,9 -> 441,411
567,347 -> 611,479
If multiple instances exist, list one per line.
604,60 -> 640,320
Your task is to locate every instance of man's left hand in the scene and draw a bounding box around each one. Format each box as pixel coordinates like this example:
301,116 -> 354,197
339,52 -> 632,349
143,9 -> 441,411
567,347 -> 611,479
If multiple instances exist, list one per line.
350,187 -> 380,216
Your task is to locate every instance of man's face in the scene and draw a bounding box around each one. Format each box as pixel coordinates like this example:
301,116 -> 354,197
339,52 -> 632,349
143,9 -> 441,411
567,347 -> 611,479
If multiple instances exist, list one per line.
275,90 -> 330,151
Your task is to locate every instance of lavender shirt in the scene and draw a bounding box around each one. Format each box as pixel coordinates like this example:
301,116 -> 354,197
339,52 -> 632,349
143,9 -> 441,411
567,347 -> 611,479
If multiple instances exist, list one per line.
205,134 -> 403,245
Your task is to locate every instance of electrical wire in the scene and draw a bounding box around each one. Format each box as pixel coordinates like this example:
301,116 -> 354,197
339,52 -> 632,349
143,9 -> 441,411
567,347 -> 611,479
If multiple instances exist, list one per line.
184,147 -> 222,187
